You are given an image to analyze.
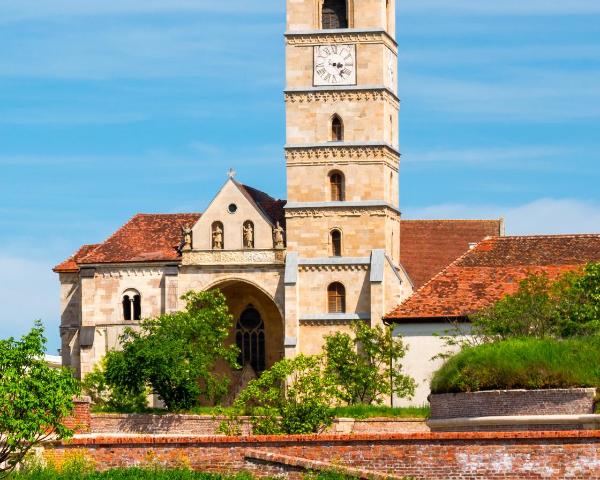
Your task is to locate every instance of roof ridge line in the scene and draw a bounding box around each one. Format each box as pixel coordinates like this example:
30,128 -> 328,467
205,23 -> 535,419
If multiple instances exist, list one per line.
401,219 -> 502,222
499,233 -> 600,239
78,214 -> 144,264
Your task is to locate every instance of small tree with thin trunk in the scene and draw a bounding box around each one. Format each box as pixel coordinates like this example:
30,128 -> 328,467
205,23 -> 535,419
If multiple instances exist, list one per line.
0,322 -> 79,477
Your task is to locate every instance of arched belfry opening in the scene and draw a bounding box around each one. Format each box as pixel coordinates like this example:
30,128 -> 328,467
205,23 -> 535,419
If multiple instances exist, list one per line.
322,0 -> 348,29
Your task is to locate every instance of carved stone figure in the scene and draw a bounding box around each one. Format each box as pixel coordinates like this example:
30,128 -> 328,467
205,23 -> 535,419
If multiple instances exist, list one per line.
181,226 -> 193,251
212,224 -> 223,250
273,222 -> 285,249
243,222 -> 254,249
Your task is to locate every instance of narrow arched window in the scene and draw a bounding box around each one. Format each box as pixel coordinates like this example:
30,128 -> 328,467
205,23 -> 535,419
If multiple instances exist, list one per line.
331,229 -> 342,257
235,305 -> 266,373
330,171 -> 344,201
322,0 -> 348,29
212,221 -> 224,250
328,282 -> 346,313
122,289 -> 141,321
331,115 -> 343,142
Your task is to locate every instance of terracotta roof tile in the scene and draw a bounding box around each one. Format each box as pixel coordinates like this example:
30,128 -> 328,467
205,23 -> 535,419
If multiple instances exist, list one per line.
386,234 -> 600,321
53,244 -> 100,273
239,184 -> 287,227
400,219 -> 503,288
78,213 -> 201,265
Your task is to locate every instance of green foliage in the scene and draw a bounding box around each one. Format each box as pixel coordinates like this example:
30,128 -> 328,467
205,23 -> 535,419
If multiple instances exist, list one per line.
234,355 -> 336,435
81,361 -> 148,413
431,337 -> 600,394
104,290 -> 238,411
0,322 -> 80,477
466,263 -> 600,344
323,321 -> 415,405
11,464 -> 260,480
331,404 -> 430,419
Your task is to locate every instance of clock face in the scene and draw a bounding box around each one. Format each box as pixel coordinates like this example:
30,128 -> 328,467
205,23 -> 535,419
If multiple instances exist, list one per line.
313,44 -> 356,86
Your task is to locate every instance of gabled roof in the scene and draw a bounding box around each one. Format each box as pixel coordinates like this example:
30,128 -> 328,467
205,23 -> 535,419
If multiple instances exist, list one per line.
239,183 -> 287,227
386,234 -> 600,322
400,219 -> 504,289
52,182 -> 287,271
69,213 -> 201,267
53,244 -> 100,273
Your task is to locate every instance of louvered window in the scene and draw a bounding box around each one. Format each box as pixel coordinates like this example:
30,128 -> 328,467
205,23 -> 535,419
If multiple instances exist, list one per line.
328,282 -> 346,313
322,0 -> 348,29
330,172 -> 344,201
331,230 -> 342,257
331,115 -> 343,141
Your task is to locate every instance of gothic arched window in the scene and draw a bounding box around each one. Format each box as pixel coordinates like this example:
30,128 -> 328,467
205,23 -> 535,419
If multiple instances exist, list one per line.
322,0 -> 348,29
328,282 -> 346,313
331,115 -> 344,142
122,289 -> 141,321
330,171 -> 345,201
331,229 -> 342,257
235,306 -> 266,373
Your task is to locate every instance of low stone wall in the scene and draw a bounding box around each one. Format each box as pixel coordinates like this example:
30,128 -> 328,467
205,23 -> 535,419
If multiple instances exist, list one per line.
430,388 -> 597,419
43,431 -> 600,479
90,414 -> 429,435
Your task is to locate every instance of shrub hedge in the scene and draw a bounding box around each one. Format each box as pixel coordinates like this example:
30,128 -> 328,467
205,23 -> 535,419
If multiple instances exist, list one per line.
430,337 -> 600,394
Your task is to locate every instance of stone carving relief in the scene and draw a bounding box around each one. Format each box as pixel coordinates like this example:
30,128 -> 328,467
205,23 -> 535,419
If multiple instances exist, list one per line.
182,249 -> 285,266
285,89 -> 398,108
181,226 -> 193,252
243,221 -> 255,249
212,222 -> 224,250
285,31 -> 396,50
273,222 -> 285,249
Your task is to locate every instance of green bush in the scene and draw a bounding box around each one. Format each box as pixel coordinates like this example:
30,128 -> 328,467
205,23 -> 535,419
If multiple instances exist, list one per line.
431,337 -> 600,394
233,355 -> 336,435
332,404 -> 430,419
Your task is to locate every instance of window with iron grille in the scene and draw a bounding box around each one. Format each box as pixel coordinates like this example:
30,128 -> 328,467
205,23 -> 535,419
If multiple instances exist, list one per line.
235,306 -> 266,373
328,282 -> 346,313
322,0 -> 348,29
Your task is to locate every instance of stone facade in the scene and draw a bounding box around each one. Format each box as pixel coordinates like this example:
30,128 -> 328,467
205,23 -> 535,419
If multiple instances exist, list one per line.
56,0 -> 417,402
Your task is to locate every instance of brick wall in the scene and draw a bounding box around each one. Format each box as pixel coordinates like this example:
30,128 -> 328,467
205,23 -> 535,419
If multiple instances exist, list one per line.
43,431 -> 600,480
430,388 -> 597,419
62,397 -> 91,434
90,413 -> 429,435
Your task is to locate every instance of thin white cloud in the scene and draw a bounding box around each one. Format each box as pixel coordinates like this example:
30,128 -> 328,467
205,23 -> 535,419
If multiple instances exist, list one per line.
404,198 -> 600,236
400,0 -> 600,15
0,256 -> 60,353
403,146 -> 571,170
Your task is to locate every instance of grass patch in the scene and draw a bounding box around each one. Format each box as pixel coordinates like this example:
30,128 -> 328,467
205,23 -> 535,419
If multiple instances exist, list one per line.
431,337 -> 600,394
332,404 -> 430,419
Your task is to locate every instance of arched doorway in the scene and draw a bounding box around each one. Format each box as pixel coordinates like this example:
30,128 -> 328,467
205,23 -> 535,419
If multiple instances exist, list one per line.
206,279 -> 284,402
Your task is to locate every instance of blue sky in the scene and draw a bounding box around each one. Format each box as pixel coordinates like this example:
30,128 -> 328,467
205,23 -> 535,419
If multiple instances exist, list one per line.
1,0 -> 599,352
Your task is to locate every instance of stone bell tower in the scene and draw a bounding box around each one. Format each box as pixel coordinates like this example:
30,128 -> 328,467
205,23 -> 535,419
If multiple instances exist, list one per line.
283,0 -> 408,358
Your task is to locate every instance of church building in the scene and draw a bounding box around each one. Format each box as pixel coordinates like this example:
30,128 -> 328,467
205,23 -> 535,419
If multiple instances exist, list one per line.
54,0 -> 503,405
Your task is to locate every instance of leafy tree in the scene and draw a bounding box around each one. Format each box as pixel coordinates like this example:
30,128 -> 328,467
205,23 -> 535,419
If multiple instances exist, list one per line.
104,290 -> 238,411
234,355 -> 336,434
324,321 -> 415,406
81,360 -> 148,413
469,263 -> 600,343
0,322 -> 79,477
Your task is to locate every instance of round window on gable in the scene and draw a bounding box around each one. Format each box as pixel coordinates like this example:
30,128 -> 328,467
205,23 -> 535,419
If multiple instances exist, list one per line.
228,203 -> 238,214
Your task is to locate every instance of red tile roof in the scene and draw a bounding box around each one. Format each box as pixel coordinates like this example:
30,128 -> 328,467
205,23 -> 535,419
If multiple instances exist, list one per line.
239,183 -> 287,227
400,219 -> 504,288
53,244 -> 100,273
76,213 -> 201,266
386,234 -> 600,322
